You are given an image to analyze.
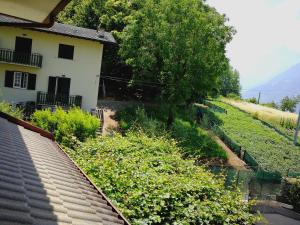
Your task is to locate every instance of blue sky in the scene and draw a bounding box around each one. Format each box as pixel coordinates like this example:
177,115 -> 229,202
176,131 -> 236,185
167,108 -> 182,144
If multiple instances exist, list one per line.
207,0 -> 300,89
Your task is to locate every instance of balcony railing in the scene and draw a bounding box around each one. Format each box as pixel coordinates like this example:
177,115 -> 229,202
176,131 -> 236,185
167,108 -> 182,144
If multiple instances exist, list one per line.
0,48 -> 43,68
37,91 -> 82,108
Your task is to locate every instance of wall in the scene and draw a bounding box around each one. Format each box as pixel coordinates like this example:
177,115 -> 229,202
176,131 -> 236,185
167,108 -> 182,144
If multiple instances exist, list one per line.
0,26 -> 103,110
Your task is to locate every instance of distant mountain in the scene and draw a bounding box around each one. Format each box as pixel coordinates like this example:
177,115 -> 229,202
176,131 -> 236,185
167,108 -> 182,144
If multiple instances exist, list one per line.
242,63 -> 300,108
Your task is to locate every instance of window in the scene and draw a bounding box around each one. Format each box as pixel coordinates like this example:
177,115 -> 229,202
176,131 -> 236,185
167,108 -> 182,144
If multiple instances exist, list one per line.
5,71 -> 36,90
58,44 -> 74,60
13,72 -> 28,89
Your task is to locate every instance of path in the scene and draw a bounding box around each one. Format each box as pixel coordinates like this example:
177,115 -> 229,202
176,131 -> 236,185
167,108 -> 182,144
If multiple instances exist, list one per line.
102,108 -> 118,136
98,100 -> 137,136
209,131 -> 248,170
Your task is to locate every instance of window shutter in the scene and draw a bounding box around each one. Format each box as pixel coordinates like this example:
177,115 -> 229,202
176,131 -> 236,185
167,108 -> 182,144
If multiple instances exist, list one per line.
27,73 -> 36,90
4,71 -> 14,88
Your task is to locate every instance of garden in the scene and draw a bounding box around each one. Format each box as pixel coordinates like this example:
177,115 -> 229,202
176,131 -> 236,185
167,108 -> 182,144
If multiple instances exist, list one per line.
223,98 -> 299,144
204,101 -> 300,178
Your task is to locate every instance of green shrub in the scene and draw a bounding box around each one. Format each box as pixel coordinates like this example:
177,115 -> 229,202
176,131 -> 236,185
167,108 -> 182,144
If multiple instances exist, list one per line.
0,101 -> 23,119
172,119 -> 227,160
246,97 -> 258,104
32,107 -> 99,146
117,106 -> 227,161
281,178 -> 300,212
66,133 -> 258,225
227,93 -> 241,100
205,101 -> 300,177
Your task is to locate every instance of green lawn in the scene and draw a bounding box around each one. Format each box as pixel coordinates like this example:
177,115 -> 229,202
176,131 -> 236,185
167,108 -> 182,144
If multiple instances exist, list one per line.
208,101 -> 300,176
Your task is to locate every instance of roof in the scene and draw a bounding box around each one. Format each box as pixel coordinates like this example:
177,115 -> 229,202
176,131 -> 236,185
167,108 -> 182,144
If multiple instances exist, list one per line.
0,15 -> 116,44
0,0 -> 71,27
0,113 -> 129,225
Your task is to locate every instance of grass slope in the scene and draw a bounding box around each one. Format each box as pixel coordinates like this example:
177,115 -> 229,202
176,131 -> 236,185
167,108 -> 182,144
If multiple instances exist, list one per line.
117,106 -> 227,161
210,101 -> 300,176
223,98 -> 299,143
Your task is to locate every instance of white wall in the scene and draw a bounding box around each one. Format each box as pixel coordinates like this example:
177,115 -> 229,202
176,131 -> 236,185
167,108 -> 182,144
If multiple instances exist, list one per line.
0,26 -> 103,110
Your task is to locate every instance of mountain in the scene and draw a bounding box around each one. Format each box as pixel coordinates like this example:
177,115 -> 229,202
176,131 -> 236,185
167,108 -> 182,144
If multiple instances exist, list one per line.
242,63 -> 300,107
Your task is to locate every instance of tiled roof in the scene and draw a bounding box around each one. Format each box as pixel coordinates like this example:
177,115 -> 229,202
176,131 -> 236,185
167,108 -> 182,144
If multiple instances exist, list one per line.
0,116 -> 129,225
0,15 -> 116,44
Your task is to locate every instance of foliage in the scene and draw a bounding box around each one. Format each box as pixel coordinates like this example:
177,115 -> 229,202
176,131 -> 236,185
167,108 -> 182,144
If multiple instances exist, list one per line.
0,101 -> 23,119
31,108 -> 99,146
57,0 -> 104,29
117,106 -> 227,161
66,133 -> 258,224
218,66 -> 241,97
206,101 -> 300,176
246,97 -> 258,104
227,93 -> 241,100
281,178 -> 300,212
261,101 -> 278,109
120,0 -> 234,124
280,96 -> 300,112
223,98 -> 299,143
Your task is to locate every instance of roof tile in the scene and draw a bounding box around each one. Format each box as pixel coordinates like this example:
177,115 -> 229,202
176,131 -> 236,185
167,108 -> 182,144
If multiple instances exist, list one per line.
0,117 -> 129,225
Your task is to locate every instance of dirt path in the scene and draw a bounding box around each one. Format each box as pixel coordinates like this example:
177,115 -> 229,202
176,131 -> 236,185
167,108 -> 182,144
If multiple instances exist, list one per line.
209,131 -> 248,170
102,109 -> 118,136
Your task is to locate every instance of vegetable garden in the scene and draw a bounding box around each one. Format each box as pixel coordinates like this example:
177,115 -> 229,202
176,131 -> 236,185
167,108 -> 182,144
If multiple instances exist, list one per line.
205,101 -> 300,179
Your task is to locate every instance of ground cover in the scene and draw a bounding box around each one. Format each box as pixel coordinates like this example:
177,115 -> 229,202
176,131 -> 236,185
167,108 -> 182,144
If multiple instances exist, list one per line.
206,101 -> 300,177
117,106 -> 227,161
66,132 -> 258,224
223,98 -> 299,143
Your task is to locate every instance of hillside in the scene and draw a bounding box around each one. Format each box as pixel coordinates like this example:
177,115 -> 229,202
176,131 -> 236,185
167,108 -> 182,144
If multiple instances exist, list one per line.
204,100 -> 300,179
243,63 -> 300,106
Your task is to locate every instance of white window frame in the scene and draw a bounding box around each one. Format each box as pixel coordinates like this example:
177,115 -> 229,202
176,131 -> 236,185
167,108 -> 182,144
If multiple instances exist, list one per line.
13,72 -> 28,89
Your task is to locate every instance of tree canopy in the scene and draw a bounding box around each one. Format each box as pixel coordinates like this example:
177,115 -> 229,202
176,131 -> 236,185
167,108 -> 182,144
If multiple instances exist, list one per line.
280,96 -> 300,113
120,0 -> 234,123
218,66 -> 241,97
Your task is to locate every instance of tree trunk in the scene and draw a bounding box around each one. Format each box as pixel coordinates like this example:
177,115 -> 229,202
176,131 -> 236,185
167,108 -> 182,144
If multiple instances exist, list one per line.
167,105 -> 174,129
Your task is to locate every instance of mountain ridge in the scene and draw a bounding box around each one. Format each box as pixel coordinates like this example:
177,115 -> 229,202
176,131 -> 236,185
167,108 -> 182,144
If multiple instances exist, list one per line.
242,62 -> 300,104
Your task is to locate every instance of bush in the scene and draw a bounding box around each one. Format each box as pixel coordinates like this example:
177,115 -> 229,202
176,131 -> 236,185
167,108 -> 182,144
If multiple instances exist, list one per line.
246,97 -> 258,104
117,106 -> 227,161
281,178 -> 300,212
0,101 -> 23,119
66,133 -> 258,224
172,119 -> 227,160
227,93 -> 241,100
32,107 -> 99,146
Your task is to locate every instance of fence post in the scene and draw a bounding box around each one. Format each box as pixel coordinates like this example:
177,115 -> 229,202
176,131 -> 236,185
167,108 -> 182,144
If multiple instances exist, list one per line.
293,110 -> 300,145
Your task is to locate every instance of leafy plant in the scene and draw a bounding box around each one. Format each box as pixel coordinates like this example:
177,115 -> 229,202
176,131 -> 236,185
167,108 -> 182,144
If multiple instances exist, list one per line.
117,106 -> 227,161
205,101 -> 300,177
0,101 -> 23,119
31,107 -> 99,147
66,133 -> 259,224
280,96 -> 300,112
281,178 -> 300,212
120,0 -> 234,125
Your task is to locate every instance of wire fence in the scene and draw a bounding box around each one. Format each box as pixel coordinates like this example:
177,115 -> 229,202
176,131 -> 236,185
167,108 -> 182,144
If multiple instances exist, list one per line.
207,165 -> 285,201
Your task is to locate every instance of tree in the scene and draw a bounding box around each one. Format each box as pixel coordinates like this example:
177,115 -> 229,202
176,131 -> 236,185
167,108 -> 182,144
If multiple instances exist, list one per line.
57,0 -> 104,29
280,96 -> 300,112
218,66 -> 241,97
120,0 -> 234,126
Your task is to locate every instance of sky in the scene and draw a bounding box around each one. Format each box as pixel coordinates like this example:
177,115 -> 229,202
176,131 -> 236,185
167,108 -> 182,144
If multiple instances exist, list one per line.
206,0 -> 300,90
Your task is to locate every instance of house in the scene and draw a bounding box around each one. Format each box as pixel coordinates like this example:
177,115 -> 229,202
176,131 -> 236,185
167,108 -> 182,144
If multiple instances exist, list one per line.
0,111 -> 130,225
0,15 -> 116,111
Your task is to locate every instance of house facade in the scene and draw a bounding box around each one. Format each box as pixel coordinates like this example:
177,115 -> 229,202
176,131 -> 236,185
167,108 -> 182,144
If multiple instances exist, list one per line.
0,15 -> 116,111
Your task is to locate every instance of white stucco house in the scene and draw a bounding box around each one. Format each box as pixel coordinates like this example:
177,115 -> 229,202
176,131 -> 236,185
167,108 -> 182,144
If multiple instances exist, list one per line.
0,15 -> 116,111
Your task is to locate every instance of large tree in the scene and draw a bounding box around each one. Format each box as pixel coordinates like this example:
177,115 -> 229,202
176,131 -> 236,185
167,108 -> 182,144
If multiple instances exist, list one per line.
120,0 -> 234,126
218,66 -> 241,97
